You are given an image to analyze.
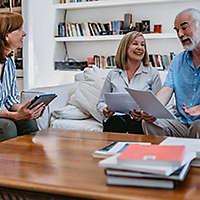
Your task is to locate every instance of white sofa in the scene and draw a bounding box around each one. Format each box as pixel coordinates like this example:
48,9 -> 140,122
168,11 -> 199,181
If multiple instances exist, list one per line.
21,67 -> 110,132
21,67 -> 174,132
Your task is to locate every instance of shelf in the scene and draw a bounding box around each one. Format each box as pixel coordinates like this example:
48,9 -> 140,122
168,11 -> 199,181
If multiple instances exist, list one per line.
0,6 -> 21,13
55,0 -> 192,10
55,33 -> 177,42
16,69 -> 23,78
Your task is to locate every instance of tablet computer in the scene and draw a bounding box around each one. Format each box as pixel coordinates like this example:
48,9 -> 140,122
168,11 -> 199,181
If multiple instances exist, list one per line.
125,88 -> 175,119
27,93 -> 57,110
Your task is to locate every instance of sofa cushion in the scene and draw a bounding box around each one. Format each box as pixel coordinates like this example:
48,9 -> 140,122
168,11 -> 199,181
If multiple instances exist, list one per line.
51,118 -> 103,132
68,66 -> 110,123
52,105 -> 89,120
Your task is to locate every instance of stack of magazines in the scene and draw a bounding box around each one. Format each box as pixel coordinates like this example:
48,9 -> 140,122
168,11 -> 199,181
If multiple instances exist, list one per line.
97,142 -> 196,189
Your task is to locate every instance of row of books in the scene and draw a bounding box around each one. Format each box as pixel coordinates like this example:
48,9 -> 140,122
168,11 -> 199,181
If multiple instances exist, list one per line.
0,0 -> 21,7
59,0 -> 98,3
97,137 -> 199,189
149,54 -> 170,71
88,53 -> 175,70
88,55 -> 116,69
57,21 -> 124,37
57,12 -> 163,37
149,52 -> 175,71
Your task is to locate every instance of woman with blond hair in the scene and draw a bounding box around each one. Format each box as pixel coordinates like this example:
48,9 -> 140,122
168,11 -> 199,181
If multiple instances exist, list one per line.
97,31 -> 162,133
0,12 -> 45,141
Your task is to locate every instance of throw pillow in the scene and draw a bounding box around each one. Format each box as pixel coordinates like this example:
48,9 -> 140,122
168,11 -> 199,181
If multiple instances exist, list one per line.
52,105 -> 89,120
68,66 -> 109,122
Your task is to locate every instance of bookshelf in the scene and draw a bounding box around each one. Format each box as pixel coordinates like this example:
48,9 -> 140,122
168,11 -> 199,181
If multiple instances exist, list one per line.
22,0 -> 200,89
52,0 -> 190,65
54,0 -> 186,69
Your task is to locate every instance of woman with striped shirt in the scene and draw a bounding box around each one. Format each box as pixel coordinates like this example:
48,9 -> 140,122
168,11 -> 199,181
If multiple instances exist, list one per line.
0,12 -> 45,141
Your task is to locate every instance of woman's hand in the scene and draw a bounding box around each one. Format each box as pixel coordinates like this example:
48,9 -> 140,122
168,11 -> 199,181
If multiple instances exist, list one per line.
182,104 -> 200,116
103,106 -> 114,118
14,101 -> 46,120
129,109 -> 143,121
130,109 -> 156,123
140,110 -> 156,123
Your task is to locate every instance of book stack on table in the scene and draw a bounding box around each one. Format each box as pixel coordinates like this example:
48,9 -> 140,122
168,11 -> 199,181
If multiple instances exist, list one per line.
98,143 -> 196,189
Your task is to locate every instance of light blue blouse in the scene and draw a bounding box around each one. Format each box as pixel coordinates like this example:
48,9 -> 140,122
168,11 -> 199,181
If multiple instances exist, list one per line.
97,64 -> 162,119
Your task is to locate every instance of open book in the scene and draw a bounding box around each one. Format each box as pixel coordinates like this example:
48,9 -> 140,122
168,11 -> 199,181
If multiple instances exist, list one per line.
125,88 -> 175,119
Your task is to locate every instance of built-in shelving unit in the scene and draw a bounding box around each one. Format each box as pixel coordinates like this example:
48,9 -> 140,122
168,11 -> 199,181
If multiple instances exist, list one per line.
22,0 -> 200,88
54,0 -> 186,65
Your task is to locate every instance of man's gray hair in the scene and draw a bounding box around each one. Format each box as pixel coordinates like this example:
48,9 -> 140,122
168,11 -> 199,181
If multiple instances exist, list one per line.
178,8 -> 200,24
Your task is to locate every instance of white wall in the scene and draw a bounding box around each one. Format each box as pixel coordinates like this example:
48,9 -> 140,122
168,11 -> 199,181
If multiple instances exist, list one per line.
22,0 -> 200,89
23,0 -> 77,89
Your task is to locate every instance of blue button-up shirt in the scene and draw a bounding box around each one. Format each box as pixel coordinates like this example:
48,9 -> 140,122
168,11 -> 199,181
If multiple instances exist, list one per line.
164,50 -> 200,125
0,57 -> 20,111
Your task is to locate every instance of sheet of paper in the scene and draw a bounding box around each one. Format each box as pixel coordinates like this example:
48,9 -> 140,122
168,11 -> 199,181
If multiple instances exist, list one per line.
160,137 -> 197,167
160,137 -> 200,154
104,92 -> 139,114
125,88 -> 175,119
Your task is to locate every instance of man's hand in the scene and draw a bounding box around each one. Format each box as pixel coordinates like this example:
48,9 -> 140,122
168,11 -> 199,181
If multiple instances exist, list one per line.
182,104 -> 200,116
103,106 -> 114,118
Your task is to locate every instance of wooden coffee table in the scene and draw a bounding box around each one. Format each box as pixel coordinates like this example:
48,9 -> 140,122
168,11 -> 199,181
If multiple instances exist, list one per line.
0,128 -> 199,200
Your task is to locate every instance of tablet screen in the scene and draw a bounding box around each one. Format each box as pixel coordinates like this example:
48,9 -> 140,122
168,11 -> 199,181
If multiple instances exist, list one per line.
28,94 -> 57,110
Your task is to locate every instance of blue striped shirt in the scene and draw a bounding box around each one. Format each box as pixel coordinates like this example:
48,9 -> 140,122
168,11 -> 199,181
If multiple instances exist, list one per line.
0,57 -> 20,111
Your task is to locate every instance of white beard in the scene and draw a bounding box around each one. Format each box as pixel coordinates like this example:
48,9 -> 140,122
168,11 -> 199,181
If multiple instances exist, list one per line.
183,39 -> 197,51
183,23 -> 200,51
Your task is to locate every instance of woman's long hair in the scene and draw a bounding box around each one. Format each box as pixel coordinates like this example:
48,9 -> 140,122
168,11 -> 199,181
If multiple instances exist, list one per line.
0,12 -> 23,64
115,31 -> 149,70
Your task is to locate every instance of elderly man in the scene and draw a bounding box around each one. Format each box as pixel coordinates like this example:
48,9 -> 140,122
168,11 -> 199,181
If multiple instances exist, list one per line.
131,8 -> 200,138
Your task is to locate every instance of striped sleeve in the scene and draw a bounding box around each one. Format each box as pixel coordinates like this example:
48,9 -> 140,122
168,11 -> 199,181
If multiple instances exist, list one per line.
4,58 -> 20,110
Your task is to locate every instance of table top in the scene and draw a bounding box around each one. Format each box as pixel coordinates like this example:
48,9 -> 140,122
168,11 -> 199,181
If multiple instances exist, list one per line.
0,128 -> 199,200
